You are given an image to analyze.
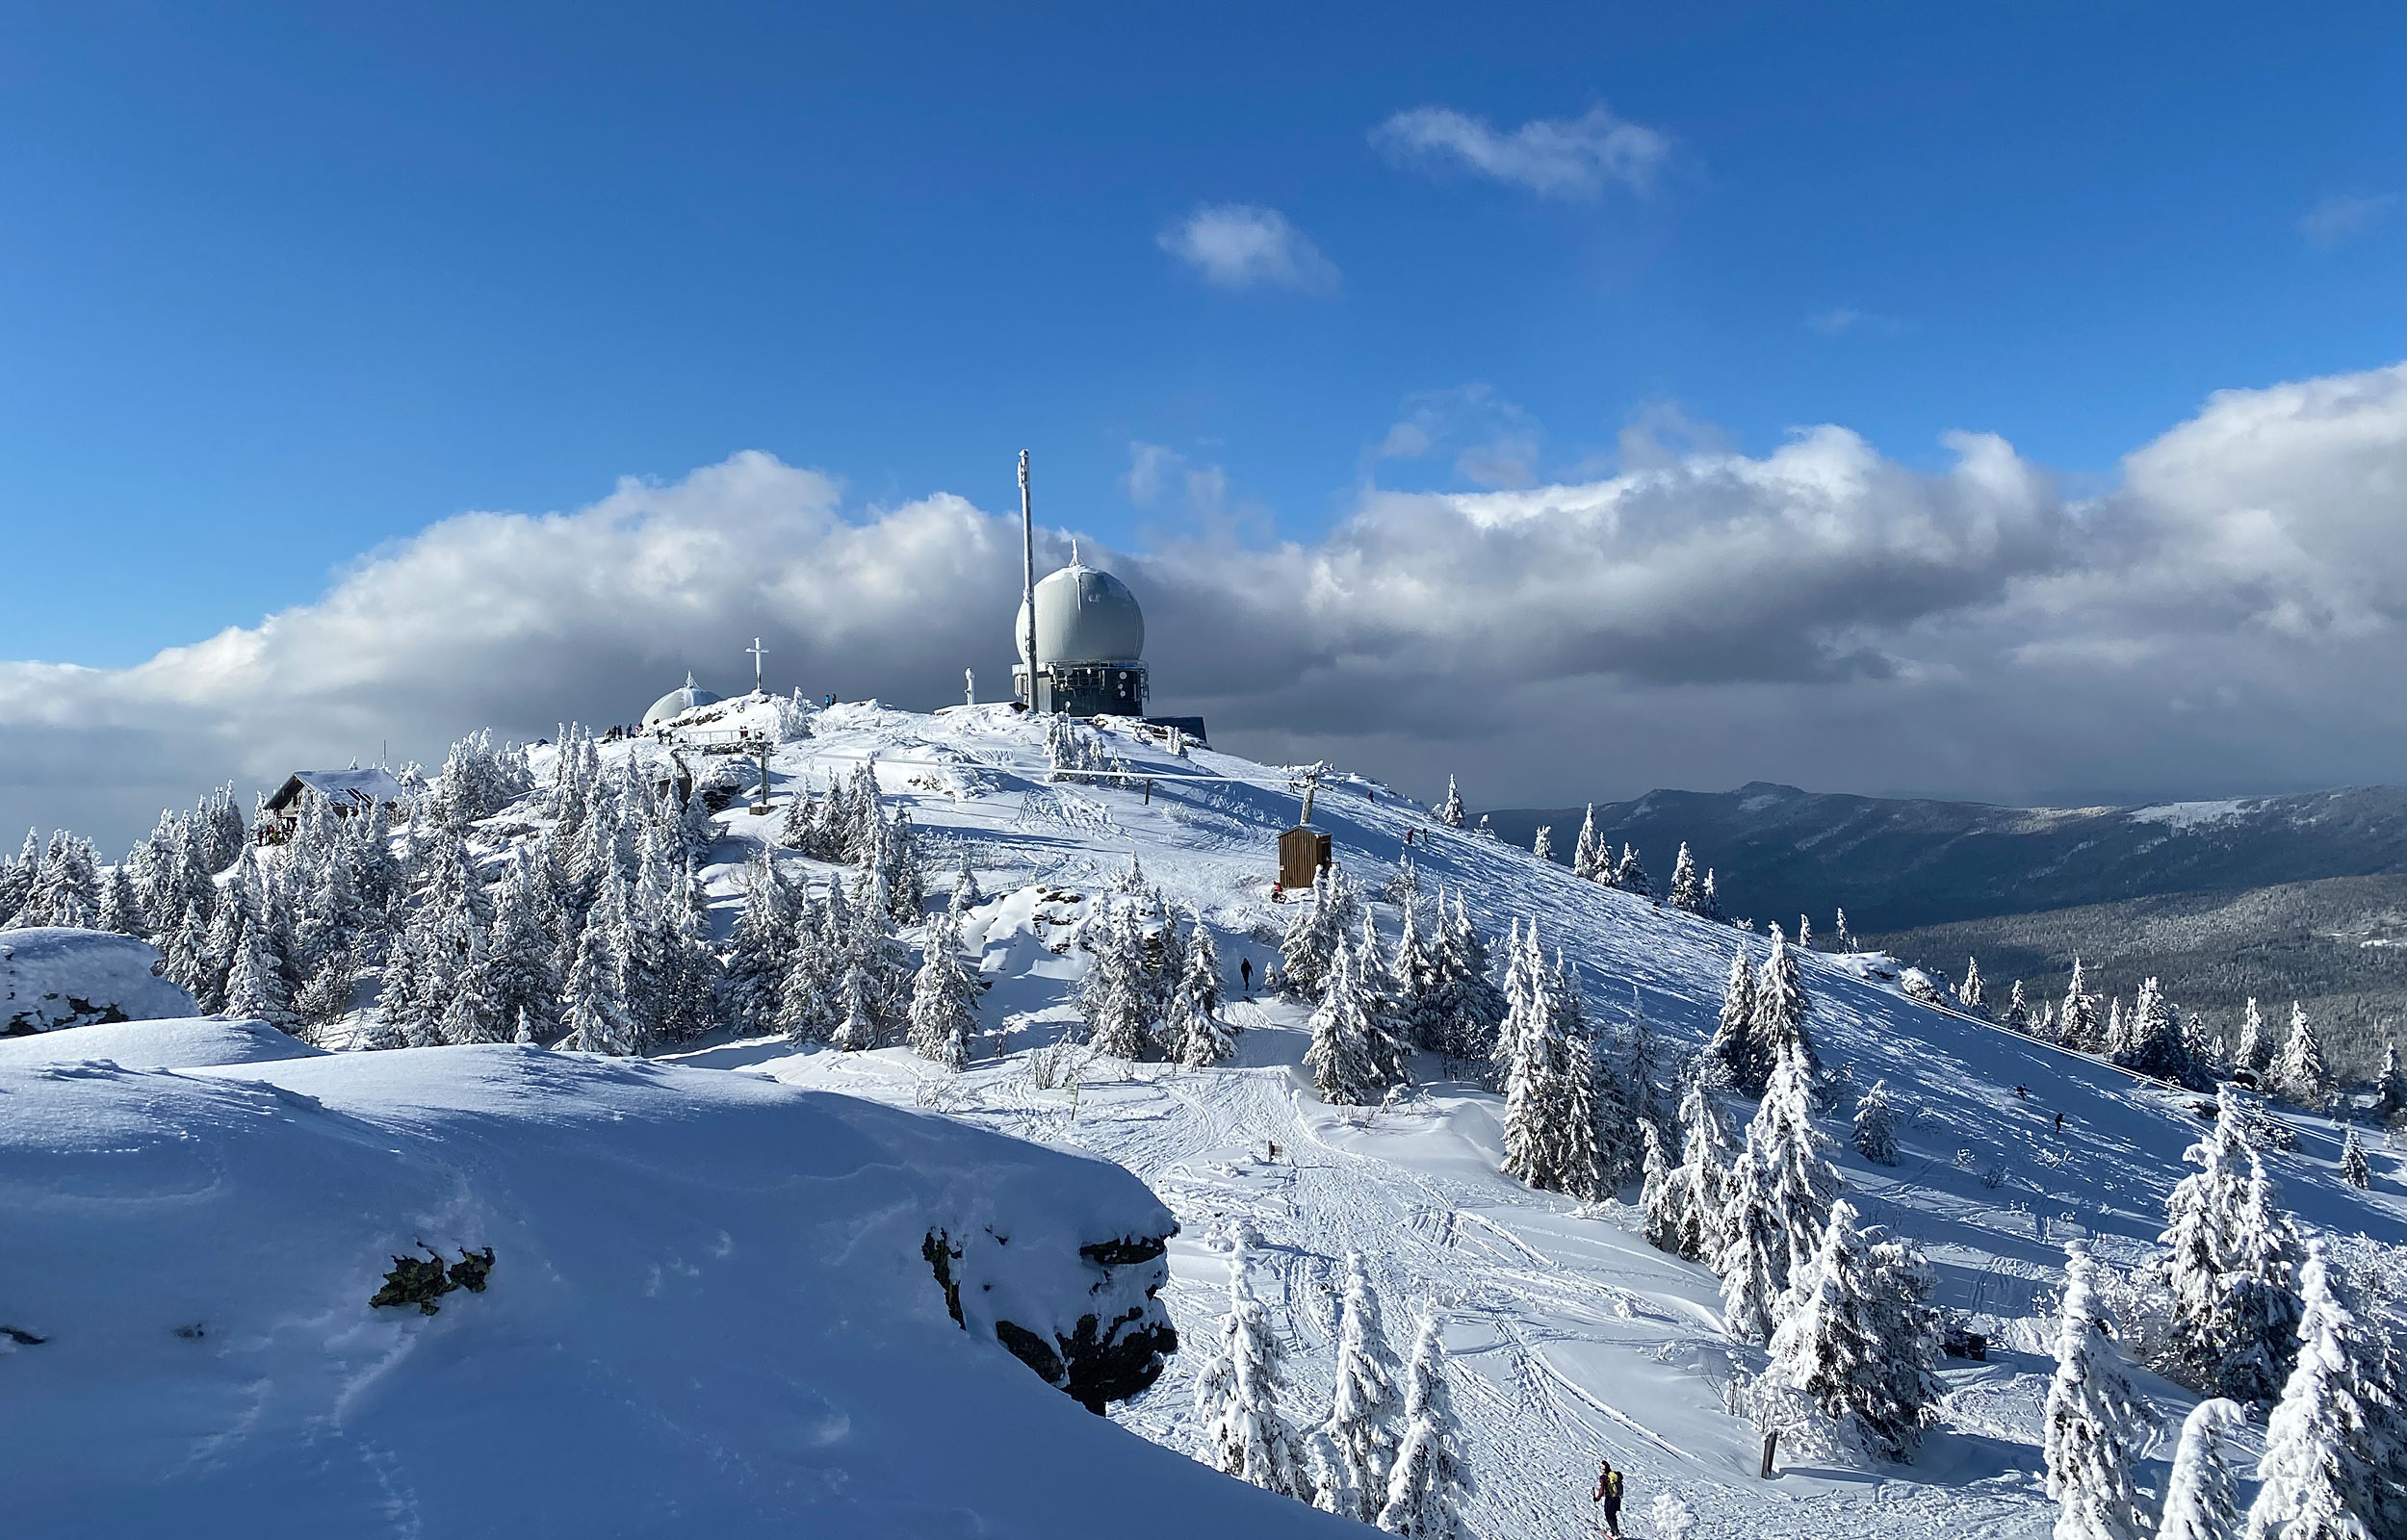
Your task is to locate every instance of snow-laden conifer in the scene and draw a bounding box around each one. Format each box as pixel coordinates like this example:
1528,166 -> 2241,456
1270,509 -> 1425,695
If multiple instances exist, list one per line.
222,914 -> 297,1031
2162,1084 -> 2255,1390
2061,959 -> 2102,1052
829,958 -> 879,1052
2118,976 -> 2197,1086
1669,842 -> 1701,911
1322,1251 -> 1403,1522
1753,1040 -> 1840,1285
1082,899 -> 1155,1061
484,852 -> 562,1046
1767,1198 -> 1944,1459
1853,1080 -> 1901,1166
1531,826 -> 1552,861
2339,1128 -> 2371,1190
2374,1042 -> 2406,1122
906,911 -> 978,1070
2159,1398 -> 2245,1540
1170,907 -> 1235,1068
2237,998 -> 2271,1077
1572,805 -> 1605,882
563,902 -> 636,1056
1377,1313 -> 1467,1538
1798,912 -> 1814,951
2216,1153 -> 2304,1406
1959,957 -> 1984,1013
1750,925 -> 1817,1085
1833,908 -> 1853,953
2246,1242 -> 2378,1540
2043,1240 -> 2154,1540
1615,843 -> 1649,897
1709,945 -> 1761,1095
1193,1242 -> 1307,1498
2006,979 -> 2032,1030
1641,1121 -> 1683,1252
1671,1065 -> 1733,1264
1437,777 -> 1465,830
2270,1004 -> 2330,1110
1308,932 -> 1388,1105
1718,1137 -> 1782,1344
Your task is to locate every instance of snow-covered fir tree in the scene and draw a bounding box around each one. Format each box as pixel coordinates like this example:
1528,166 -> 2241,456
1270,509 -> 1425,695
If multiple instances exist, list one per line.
1531,825 -> 1552,861
2006,978 -> 2031,1029
1833,908 -> 1853,953
2161,1084 -> 2256,1390
1717,1134 -> 1783,1345
1753,1040 -> 1840,1286
1959,956 -> 1984,1013
1322,1251 -> 1403,1523
1437,777 -> 1464,830
1499,929 -> 1611,1199
1767,1198 -> 1944,1459
1430,888 -> 1504,1064
2373,1042 -> 2406,1122
2044,1240 -> 2154,1540
1750,925 -> 1817,1085
1377,1313 -> 1468,1539
1669,842 -> 1701,911
829,957 -> 879,1053
1307,932 -> 1398,1105
563,897 -> 637,1056
1709,945 -> 1762,1095
1082,898 -> 1156,1061
1640,1121 -> 1682,1252
2340,1128 -> 2372,1189
95,864 -> 145,937
1700,867 -> 1721,920
222,914 -> 297,1031
720,856 -> 798,1034
1193,1240 -> 1307,1499
2061,958 -> 2102,1052
1614,843 -> 1649,898
1852,1080 -> 1901,1166
1797,912 -> 1814,951
1669,1064 -> 1733,1264
2270,1003 -> 2330,1110
2216,1153 -> 2305,1406
2246,1241 -> 2383,1540
1170,907 -> 1234,1068
2117,976 -> 2198,1086
483,852 -> 562,1046
905,911 -> 979,1070
1571,805 -> 1605,883
2237,998 -> 2271,1078
2159,1399 -> 2245,1540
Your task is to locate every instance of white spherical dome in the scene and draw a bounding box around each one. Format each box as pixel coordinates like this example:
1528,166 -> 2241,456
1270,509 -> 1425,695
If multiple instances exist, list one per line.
1014,562 -> 1144,666
643,673 -> 723,728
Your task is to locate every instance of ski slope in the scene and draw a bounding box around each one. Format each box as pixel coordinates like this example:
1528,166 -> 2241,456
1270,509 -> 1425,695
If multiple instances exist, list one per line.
654,699 -> 2407,1540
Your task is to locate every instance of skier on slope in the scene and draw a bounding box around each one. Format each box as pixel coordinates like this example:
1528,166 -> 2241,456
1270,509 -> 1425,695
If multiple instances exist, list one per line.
1592,1456 -> 1625,1536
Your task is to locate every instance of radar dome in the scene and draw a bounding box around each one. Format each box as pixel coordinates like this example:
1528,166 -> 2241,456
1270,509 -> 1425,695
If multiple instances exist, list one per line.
643,672 -> 723,729
1014,561 -> 1144,666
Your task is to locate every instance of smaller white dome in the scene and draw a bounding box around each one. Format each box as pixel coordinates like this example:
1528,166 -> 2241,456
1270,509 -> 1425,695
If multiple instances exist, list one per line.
643,672 -> 723,728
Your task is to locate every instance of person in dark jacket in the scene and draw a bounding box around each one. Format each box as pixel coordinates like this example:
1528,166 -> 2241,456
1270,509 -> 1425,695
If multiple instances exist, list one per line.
1592,1457 -> 1624,1535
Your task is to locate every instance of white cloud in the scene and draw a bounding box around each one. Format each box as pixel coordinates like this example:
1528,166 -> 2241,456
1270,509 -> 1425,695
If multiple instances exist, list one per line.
13,364 -> 2407,842
1370,385 -> 1544,489
1805,307 -> 1903,338
1372,103 -> 1669,199
2300,192 -> 2398,248
1156,205 -> 1339,294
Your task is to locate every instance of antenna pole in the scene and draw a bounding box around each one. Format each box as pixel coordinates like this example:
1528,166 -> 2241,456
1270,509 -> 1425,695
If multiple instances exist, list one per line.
1019,450 -> 1041,713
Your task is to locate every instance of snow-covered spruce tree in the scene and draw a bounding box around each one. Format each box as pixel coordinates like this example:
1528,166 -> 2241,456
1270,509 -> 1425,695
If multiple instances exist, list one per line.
96,864 -> 145,937
1754,1040 -> 1841,1287
2043,1240 -> 2154,1540
776,887 -> 841,1043
1434,889 -> 1504,1064
2340,1128 -> 2372,1189
1767,1198 -> 1944,1460
2061,959 -> 2102,1052
906,912 -> 978,1070
2161,1084 -> 2256,1391
1641,1122 -> 1683,1252
222,915 -> 298,1031
484,853 -> 562,1047
1501,932 -> 1609,1199
656,857 -> 722,1044
2216,1153 -> 2305,1406
1193,1242 -> 1307,1499
2186,1010 -> 2229,1085
719,858 -> 795,1034
1377,1313 -> 1468,1539
1833,908 -> 1853,954
1569,965 -> 1642,1192
1671,1065 -> 1734,1264
1572,805 -> 1605,883
160,898 -> 219,1010
947,854 -> 983,919
1531,825 -> 1553,861
1853,1080 -> 1901,1165
1709,946 -> 1761,1095
2006,979 -> 2032,1031
1718,1137 -> 1782,1344
1669,842 -> 1701,911
879,808 -> 926,922
1437,776 -> 1465,830
1279,866 -> 1342,1002
1700,868 -> 1721,920
292,947 -> 353,1031
1308,933 -> 1391,1106
1322,1251 -> 1403,1523
829,958 -> 879,1053
2237,998 -> 2271,1078
1750,925 -> 1818,1087
2375,1043 -> 2407,1122
1798,912 -> 1814,951
1387,895 -> 1442,1051
1615,843 -> 1650,898
1171,907 -> 1235,1068
2118,976 -> 2198,1087
2159,1398 -> 2245,1540
2270,1004 -> 2331,1110
2245,1241 -> 2380,1540
563,900 -> 637,1056
1959,957 -> 1985,1014
1082,900 -> 1155,1061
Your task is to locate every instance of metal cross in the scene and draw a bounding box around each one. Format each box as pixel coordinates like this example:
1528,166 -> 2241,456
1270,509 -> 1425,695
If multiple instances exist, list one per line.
745,637 -> 768,693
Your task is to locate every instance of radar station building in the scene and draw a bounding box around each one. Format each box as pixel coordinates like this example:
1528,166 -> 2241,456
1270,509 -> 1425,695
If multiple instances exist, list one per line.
1012,554 -> 1150,718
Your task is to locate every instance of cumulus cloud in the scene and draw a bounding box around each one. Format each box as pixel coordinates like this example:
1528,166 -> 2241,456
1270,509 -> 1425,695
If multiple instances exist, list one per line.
1372,103 -> 1669,199
2300,192 -> 2398,248
1156,204 -> 1339,293
12,364 -> 2407,845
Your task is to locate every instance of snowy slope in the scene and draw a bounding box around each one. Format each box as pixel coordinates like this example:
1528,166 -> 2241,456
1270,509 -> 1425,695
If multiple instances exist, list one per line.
0,1043 -> 1355,1539
0,1014 -> 322,1069
636,699 -> 2407,1540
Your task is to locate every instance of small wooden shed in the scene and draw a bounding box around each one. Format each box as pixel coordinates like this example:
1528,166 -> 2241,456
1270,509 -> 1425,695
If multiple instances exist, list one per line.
1278,826 -> 1331,890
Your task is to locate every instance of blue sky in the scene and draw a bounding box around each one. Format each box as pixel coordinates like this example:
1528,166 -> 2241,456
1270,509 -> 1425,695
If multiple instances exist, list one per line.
4,2 -> 2400,670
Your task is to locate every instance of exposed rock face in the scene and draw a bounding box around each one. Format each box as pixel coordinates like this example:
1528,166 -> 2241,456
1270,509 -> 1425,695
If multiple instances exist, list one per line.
926,1225 -> 1178,1413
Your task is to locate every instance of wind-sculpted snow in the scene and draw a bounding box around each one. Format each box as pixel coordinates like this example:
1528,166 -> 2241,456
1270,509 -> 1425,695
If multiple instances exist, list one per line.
653,699 -> 2407,1539
0,926 -> 196,1034
0,1014 -> 323,1069
0,1044 -> 1350,1538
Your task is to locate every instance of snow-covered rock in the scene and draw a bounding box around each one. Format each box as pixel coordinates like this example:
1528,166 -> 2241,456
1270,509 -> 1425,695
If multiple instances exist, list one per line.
0,927 -> 194,1034
0,1044 -> 1333,1537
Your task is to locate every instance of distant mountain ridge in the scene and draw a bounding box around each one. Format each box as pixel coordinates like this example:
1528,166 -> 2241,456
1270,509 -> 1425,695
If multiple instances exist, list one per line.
1481,781 -> 2407,935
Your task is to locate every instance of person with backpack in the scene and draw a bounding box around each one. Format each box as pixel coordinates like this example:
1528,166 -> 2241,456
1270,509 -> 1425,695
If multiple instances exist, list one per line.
1592,1456 -> 1624,1536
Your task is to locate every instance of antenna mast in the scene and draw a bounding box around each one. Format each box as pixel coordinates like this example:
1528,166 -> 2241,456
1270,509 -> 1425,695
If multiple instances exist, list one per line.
1019,449 -> 1042,713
